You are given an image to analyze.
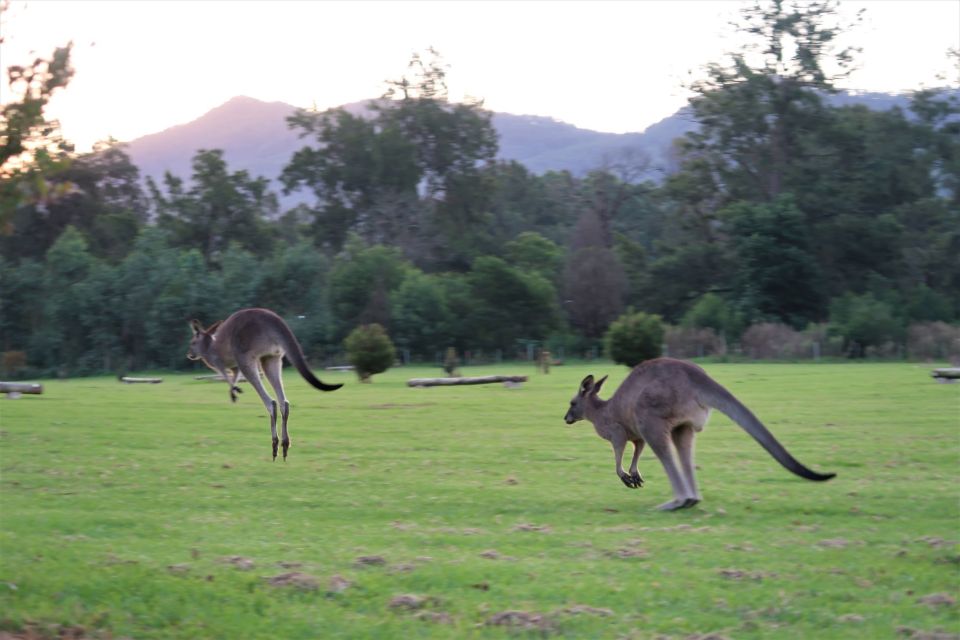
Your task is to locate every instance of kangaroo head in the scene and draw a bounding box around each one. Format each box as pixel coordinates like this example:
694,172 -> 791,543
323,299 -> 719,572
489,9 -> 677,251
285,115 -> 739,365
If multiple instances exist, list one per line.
186,319 -> 219,361
564,374 -> 608,424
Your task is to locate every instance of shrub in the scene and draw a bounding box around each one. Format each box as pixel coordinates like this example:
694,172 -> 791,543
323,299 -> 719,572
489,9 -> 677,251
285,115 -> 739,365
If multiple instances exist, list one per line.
344,324 -> 395,382
829,293 -> 903,358
604,310 -> 664,368
907,322 -> 960,363
740,323 -> 807,360
665,327 -> 726,359
681,293 -> 743,339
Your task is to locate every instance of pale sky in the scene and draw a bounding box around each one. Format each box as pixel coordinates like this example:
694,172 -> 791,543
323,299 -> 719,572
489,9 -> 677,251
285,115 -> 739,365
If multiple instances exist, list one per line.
1,0 -> 957,153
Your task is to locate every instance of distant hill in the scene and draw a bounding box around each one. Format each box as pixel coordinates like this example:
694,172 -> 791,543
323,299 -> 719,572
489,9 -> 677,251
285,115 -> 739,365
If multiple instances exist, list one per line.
123,91 -> 930,210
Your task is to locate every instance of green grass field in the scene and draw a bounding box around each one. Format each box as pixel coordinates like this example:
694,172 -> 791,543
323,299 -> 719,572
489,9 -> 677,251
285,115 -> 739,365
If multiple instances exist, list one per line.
1,362 -> 958,639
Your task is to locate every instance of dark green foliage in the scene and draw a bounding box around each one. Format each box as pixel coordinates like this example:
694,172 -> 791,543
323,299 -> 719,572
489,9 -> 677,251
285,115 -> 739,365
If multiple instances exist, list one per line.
2,22 -> 958,373
681,293 -> 744,340
723,195 -> 824,327
604,309 -> 664,368
150,149 -> 276,263
829,293 -> 903,357
344,323 -> 395,381
465,256 -> 560,352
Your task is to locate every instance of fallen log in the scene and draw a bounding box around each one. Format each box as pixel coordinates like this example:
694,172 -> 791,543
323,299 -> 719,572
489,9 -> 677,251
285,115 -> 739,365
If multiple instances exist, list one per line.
0,381 -> 43,398
121,377 -> 163,384
407,375 -> 528,388
931,368 -> 960,383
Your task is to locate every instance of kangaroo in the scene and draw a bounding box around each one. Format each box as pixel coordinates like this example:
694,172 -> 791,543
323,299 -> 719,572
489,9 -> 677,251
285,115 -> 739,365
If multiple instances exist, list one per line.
187,308 -> 343,460
564,358 -> 835,511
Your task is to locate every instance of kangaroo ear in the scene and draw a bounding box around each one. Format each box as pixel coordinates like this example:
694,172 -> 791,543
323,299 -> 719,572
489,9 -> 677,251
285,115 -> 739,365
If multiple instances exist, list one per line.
206,320 -> 222,334
591,375 -> 608,396
579,375 -> 595,395
190,319 -> 204,335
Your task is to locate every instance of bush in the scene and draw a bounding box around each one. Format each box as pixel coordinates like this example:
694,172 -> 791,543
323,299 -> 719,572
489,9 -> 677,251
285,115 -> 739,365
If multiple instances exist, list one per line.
681,293 -> 743,339
829,293 -> 903,358
907,322 -> 960,363
344,324 -> 395,382
604,310 -> 664,368
665,327 -> 726,359
740,323 -> 807,360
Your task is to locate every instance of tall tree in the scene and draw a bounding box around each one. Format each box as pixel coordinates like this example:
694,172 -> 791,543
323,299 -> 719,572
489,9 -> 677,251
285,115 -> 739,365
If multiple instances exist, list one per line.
150,149 -> 277,263
683,0 -> 861,201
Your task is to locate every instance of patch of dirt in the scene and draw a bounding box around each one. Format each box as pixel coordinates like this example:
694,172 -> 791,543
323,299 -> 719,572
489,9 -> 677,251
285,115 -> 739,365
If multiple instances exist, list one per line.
413,611 -> 454,624
685,634 -> 731,640
479,549 -> 515,561
837,614 -> 865,623
264,572 -> 318,590
388,594 -> 440,610
0,624 -> 92,640
718,569 -> 774,581
276,561 -> 302,569
512,523 -> 551,533
102,554 -> 138,566
817,538 -> 851,548
485,610 -> 555,632
220,556 -> 255,570
327,574 -> 352,594
916,536 -> 956,549
916,593 -> 956,607
354,555 -> 387,567
897,627 -> 960,640
166,563 -> 191,574
609,548 -> 650,560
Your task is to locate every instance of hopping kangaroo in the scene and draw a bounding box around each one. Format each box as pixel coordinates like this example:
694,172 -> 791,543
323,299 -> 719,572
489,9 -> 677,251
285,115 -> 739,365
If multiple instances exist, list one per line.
564,358 -> 835,511
187,308 -> 343,460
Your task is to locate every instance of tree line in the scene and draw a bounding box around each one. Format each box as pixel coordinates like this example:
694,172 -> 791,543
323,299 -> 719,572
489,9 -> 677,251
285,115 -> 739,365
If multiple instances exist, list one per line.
1,3 -> 958,377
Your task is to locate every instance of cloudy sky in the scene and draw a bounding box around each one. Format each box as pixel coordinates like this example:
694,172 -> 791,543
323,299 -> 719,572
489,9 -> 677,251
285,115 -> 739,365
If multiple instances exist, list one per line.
1,0 -> 957,152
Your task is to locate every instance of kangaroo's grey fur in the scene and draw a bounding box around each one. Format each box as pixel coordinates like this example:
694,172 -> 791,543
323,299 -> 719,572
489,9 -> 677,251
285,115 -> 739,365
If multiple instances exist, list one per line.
564,358 -> 835,511
187,308 -> 342,460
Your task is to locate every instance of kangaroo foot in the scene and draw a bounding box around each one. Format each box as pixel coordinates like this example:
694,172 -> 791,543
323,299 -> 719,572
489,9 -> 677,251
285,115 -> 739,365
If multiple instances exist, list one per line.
230,386 -> 243,402
681,497 -> 701,509
656,499 -> 689,511
272,437 -> 279,461
630,471 -> 644,487
282,438 -> 290,461
618,471 -> 643,489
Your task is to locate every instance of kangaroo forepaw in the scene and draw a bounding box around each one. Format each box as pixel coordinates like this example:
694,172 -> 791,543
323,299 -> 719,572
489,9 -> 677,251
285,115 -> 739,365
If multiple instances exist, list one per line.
230,386 -> 242,403
619,471 -> 642,489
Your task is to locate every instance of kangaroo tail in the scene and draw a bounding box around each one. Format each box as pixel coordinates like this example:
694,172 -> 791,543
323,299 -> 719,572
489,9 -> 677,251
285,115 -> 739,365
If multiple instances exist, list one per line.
276,319 -> 343,392
694,372 -> 834,482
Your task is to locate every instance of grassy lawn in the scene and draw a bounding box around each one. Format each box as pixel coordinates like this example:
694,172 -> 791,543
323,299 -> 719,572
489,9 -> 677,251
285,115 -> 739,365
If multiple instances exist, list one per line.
1,361 -> 957,638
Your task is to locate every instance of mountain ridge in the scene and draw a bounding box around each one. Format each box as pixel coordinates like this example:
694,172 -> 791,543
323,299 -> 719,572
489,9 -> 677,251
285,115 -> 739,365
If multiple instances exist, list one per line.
123,91 -> 928,209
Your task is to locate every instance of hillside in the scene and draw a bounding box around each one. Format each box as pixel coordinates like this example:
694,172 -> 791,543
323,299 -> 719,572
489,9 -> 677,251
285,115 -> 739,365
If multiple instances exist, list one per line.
124,91 -> 925,209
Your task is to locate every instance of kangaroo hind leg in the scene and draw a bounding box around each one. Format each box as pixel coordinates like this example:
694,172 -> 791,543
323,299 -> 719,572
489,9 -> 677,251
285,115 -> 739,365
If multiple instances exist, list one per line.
262,356 -> 290,460
671,424 -> 701,508
645,423 -> 694,511
237,359 -> 279,460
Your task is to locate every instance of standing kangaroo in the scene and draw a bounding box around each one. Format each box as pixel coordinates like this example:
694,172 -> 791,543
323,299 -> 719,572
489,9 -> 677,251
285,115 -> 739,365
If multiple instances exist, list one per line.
564,358 -> 835,511
187,308 -> 343,460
